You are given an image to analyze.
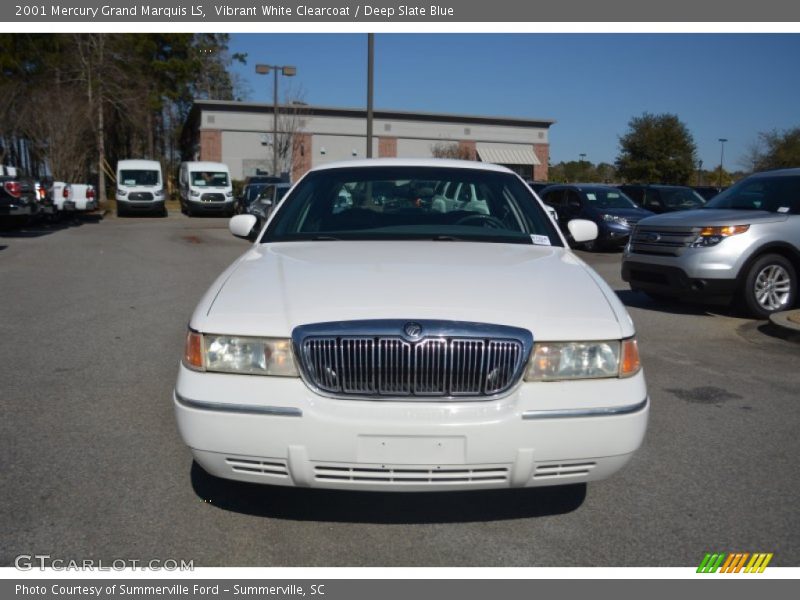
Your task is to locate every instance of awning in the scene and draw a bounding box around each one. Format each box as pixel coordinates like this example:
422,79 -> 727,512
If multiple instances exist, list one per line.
476,142 -> 540,166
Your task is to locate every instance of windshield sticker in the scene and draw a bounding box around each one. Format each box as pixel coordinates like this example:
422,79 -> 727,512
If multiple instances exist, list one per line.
778,206 -> 790,213
123,179 -> 136,186
530,234 -> 552,246
586,193 -> 596,201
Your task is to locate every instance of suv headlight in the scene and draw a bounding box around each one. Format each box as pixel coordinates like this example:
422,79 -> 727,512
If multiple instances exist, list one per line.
116,188 -> 127,197
183,331 -> 298,377
602,214 -> 628,226
524,338 -> 640,381
691,225 -> 749,247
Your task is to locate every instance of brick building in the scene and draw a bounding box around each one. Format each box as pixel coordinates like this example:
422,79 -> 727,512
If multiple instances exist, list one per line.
181,100 -> 554,182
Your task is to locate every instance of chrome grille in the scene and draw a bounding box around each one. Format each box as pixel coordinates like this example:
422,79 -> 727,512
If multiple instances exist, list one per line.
630,226 -> 699,256
295,320 -> 532,400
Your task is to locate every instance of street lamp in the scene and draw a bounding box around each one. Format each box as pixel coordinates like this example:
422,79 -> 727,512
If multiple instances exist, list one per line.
256,63 -> 297,177
579,154 -> 587,181
718,138 -> 728,188
697,159 -> 703,185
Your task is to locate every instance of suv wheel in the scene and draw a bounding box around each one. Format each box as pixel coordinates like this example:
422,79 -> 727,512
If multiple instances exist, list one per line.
740,254 -> 797,318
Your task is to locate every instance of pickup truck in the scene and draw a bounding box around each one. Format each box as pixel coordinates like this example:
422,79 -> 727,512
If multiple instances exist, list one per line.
1,166 -> 37,223
50,182 -> 98,214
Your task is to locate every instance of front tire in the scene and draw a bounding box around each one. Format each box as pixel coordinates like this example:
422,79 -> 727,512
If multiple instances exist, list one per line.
740,254 -> 797,319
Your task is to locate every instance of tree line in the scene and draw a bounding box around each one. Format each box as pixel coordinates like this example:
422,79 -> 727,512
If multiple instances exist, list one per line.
0,33 -> 246,206
550,113 -> 800,186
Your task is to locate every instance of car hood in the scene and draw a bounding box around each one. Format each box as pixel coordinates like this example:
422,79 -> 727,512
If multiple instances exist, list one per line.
192,241 -> 633,341
596,207 -> 654,219
637,208 -> 787,227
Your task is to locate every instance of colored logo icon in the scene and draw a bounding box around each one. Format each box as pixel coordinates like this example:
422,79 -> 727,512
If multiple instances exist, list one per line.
697,552 -> 773,573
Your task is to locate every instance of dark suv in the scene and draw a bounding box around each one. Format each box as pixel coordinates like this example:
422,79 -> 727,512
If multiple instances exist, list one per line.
618,184 -> 706,214
540,184 -> 653,251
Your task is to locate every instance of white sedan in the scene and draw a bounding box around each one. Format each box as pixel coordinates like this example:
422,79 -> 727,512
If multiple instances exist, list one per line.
175,159 -> 648,492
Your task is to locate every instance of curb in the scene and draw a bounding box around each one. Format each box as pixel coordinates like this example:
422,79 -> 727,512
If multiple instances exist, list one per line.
768,309 -> 800,334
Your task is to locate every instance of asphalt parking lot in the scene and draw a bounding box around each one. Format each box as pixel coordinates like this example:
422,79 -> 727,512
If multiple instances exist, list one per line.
1,211 -> 798,568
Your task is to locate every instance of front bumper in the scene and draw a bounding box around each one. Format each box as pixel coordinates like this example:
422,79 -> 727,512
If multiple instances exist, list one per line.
622,260 -> 738,298
187,199 -> 234,213
174,364 -> 649,492
117,199 -> 164,212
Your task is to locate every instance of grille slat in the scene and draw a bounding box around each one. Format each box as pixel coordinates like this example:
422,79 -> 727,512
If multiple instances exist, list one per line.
300,331 -> 526,399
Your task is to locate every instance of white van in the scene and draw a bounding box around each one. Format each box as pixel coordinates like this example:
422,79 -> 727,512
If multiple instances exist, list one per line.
115,159 -> 165,217
178,161 -> 234,217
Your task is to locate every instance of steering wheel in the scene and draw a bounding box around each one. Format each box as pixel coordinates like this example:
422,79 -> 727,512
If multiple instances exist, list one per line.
454,214 -> 506,229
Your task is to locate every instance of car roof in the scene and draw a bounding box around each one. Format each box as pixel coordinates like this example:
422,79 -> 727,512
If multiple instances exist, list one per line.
310,158 -> 514,174
750,168 -> 800,178
183,161 -> 229,171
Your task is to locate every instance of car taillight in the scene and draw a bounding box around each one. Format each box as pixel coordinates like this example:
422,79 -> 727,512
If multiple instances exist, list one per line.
63,186 -> 69,198
87,188 -> 95,199
3,181 -> 21,198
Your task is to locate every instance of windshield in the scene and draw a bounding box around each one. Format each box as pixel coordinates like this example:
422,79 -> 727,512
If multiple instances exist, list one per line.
263,166 -> 562,245
191,171 -> 229,187
659,188 -> 706,210
705,174 -> 800,213
582,188 -> 638,209
120,170 -> 159,186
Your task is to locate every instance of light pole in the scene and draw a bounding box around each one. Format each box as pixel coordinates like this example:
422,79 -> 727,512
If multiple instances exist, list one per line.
256,63 -> 297,177
366,34 -> 374,158
697,159 -> 703,185
718,138 -> 728,188
579,153 -> 586,181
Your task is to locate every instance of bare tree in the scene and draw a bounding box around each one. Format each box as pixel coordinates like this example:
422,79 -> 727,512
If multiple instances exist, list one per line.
16,87 -> 93,183
430,142 -> 474,160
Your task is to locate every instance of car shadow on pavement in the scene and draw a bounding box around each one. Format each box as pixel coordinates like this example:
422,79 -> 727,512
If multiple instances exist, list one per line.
0,214 -> 103,238
615,289 -> 731,317
190,462 -> 586,524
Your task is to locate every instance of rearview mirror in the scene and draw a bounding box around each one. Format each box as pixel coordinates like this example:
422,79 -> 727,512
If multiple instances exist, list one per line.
229,214 -> 258,240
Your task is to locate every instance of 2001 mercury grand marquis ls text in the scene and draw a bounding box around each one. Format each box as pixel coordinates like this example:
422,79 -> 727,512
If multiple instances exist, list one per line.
174,159 -> 648,492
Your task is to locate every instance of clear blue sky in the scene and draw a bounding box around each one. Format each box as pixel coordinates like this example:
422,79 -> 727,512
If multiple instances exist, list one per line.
229,33 -> 800,172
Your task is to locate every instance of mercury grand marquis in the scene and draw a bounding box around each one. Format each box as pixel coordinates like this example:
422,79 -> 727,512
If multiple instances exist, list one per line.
174,159 -> 648,492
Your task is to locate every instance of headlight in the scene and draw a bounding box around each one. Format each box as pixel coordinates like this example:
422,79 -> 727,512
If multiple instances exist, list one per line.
155,188 -> 165,197
524,338 -> 640,381
183,331 -> 298,377
116,188 -> 127,197
190,189 -> 200,197
602,214 -> 628,226
226,190 -> 233,197
691,225 -> 749,247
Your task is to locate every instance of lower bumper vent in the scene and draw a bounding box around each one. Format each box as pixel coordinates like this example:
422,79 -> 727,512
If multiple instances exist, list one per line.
533,461 -> 596,479
225,457 -> 289,479
314,464 -> 509,485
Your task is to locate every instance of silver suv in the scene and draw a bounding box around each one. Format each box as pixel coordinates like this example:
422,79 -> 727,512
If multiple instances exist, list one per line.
621,168 -> 800,318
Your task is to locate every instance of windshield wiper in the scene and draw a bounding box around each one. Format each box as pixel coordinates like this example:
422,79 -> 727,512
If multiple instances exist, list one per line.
310,235 -> 342,241
431,235 -> 469,241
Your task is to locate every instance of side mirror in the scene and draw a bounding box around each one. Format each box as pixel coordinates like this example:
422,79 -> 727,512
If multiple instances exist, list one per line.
567,219 -> 598,243
229,214 -> 258,240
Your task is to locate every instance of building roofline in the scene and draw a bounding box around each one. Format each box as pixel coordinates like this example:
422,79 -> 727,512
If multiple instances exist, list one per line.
188,99 -> 556,129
